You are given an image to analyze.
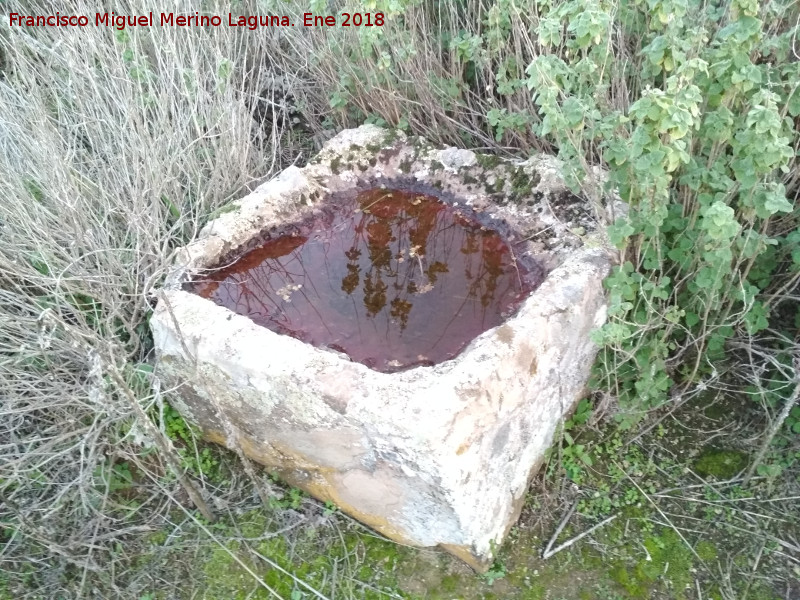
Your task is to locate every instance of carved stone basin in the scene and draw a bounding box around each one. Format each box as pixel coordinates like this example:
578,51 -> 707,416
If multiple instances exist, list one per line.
151,125 -> 612,570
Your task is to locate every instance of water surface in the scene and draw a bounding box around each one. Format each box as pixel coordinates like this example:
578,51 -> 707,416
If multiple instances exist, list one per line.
192,187 -> 538,372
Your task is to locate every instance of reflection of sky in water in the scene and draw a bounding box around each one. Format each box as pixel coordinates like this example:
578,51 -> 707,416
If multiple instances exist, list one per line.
193,188 -> 533,372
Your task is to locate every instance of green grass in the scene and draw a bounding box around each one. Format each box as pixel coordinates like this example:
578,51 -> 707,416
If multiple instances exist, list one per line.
93,388 -> 797,600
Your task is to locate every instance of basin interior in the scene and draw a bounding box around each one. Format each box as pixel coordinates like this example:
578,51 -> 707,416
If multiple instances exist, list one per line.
190,184 -> 544,372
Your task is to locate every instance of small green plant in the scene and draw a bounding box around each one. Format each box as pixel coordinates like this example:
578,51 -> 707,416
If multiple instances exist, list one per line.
562,442 -> 593,484
152,402 -> 222,481
481,560 -> 507,586
555,399 -> 596,483
565,398 -> 593,430
287,486 -> 303,509
93,459 -> 134,494
487,107 -> 531,142
785,405 -> 800,434
266,477 -> 305,511
162,403 -> 193,445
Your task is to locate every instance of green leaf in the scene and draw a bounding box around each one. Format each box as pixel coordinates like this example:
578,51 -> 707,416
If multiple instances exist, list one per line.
217,59 -> 232,81
537,16 -> 562,47
562,97 -> 585,128
743,300 -> 769,334
685,312 -> 700,328
161,195 -> 181,220
788,89 -> 800,117
608,218 -> 635,248
701,201 -> 740,241
762,184 -> 793,215
694,266 -> 719,289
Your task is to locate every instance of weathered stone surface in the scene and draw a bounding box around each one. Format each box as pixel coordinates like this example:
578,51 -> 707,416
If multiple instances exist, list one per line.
151,125 -> 614,570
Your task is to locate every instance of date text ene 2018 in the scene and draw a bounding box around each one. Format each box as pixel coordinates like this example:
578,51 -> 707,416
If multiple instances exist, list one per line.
303,13 -> 384,27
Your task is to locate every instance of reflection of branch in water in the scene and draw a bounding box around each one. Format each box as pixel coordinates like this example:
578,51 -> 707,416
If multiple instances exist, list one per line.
341,263 -> 359,295
359,190 -> 445,321
422,224 -> 518,352
342,189 -> 516,344
212,245 -> 339,338
390,297 -> 412,330
281,254 -> 337,339
358,191 -> 394,214
426,261 -> 449,283
409,244 -> 425,278
341,246 -> 361,295
362,270 -> 388,317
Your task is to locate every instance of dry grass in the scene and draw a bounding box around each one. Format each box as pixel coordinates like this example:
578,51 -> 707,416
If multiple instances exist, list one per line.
0,1 -> 294,595
276,0 -> 634,155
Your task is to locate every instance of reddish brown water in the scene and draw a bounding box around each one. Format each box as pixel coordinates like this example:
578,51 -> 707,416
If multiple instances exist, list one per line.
191,187 -> 538,372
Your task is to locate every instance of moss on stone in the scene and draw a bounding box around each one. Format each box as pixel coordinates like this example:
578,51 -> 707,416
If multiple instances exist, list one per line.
329,155 -> 343,174
410,136 -> 433,155
507,166 -> 541,203
462,171 -> 479,185
476,152 -> 504,170
694,448 -> 747,479
611,563 -> 648,598
695,540 -> 718,562
207,202 -> 240,220
438,574 -> 460,592
642,530 -> 693,595
398,156 -> 414,173
382,129 -> 402,145
486,177 -> 506,195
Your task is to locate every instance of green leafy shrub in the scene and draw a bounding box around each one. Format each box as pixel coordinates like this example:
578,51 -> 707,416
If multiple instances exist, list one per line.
520,0 -> 799,425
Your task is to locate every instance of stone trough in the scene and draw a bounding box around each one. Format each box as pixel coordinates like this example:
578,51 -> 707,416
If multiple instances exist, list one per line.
151,125 -> 613,570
